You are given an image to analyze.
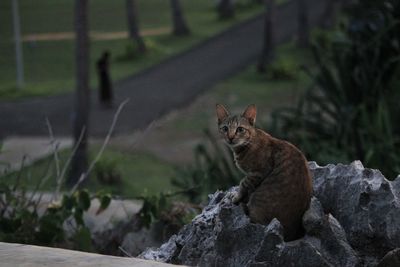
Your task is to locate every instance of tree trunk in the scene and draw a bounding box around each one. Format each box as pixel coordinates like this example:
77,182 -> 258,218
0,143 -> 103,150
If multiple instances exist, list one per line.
12,0 -> 24,88
297,0 -> 310,48
217,0 -> 235,19
257,0 -> 275,73
68,0 -> 90,187
320,0 -> 339,29
126,0 -> 146,53
170,0 -> 190,36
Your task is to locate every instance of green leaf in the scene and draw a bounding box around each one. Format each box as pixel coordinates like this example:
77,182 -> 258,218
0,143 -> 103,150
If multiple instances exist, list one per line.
77,190 -> 91,211
72,226 -> 93,252
96,194 -> 111,215
61,194 -> 76,211
74,207 -> 84,226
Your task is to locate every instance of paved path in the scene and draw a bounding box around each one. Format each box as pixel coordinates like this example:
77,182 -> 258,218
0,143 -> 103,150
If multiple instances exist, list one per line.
0,0 -> 327,139
0,137 -> 72,172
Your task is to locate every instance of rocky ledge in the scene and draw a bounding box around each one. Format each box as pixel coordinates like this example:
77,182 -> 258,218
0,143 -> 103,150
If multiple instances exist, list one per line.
140,161 -> 400,267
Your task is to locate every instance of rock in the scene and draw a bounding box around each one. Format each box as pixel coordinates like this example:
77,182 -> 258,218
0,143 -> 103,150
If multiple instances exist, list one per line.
377,248 -> 400,267
140,190 -> 358,266
309,161 -> 400,263
121,228 -> 163,257
118,202 -> 201,257
139,162 -> 400,266
252,198 -> 358,267
94,215 -> 173,256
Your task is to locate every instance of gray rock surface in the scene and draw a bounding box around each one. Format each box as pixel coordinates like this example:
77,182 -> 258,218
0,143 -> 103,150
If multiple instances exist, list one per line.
309,161 -> 400,265
140,191 -> 357,266
140,161 -> 400,266
377,248 -> 400,267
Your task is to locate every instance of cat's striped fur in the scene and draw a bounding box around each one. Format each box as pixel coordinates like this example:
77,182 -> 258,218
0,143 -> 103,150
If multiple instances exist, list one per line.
216,104 -> 312,241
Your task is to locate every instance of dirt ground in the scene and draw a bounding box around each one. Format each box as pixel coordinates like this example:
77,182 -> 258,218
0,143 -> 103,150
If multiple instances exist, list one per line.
21,28 -> 170,42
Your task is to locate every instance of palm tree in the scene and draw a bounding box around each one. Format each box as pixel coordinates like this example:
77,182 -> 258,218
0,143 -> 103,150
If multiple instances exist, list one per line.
170,0 -> 190,36
68,0 -> 90,187
297,0 -> 310,48
257,0 -> 275,73
126,0 -> 146,53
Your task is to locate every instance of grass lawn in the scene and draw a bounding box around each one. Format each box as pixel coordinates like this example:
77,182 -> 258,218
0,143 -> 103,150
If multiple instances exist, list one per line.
0,0 -> 265,100
1,146 -> 177,199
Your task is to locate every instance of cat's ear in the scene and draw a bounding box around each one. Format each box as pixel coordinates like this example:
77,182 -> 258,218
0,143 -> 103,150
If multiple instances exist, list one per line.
216,104 -> 229,124
242,104 -> 257,126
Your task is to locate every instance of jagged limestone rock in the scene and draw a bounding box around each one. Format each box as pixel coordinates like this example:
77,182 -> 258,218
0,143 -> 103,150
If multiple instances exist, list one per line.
377,248 -> 400,267
140,190 -> 358,266
140,161 -> 400,266
309,161 -> 400,264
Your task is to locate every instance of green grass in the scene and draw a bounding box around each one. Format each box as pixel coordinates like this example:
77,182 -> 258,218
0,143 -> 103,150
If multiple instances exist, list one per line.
0,0 -> 264,99
172,109 -> 210,132
213,43 -> 313,103
1,146 -> 177,199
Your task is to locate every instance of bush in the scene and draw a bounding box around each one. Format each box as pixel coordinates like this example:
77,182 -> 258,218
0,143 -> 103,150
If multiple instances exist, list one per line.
270,0 -> 400,178
94,157 -> 121,185
132,129 -> 238,231
266,57 -> 298,80
0,176 -> 111,251
171,129 -> 241,203
115,40 -> 147,62
115,39 -> 162,62
138,190 -> 200,231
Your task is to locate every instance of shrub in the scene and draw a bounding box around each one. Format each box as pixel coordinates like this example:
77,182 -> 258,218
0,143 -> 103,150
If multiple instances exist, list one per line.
115,40 -> 148,62
266,57 -> 298,80
171,129 -> 241,203
94,157 -> 121,185
270,0 -> 400,178
0,176 -> 111,251
137,190 -> 200,240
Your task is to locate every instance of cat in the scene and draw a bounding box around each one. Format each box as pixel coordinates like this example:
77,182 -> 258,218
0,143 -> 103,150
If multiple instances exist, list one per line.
216,103 -> 312,241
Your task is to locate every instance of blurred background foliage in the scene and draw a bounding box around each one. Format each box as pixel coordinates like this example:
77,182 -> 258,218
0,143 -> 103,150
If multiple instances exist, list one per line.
270,0 -> 400,179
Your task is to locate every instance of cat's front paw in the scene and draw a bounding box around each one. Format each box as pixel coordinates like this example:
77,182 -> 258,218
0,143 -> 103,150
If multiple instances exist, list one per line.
231,192 -> 242,205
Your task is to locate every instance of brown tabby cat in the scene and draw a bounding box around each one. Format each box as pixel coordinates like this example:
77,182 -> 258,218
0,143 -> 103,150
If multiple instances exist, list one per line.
216,104 -> 312,241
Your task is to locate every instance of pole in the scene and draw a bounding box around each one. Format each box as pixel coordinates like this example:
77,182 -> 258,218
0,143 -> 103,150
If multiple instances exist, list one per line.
12,0 -> 24,88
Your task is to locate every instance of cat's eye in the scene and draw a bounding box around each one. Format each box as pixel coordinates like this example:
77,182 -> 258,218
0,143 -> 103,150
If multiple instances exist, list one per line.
236,127 -> 245,133
221,126 -> 229,132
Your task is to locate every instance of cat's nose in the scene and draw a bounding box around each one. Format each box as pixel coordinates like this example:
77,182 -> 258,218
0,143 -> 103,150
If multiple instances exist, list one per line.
228,137 -> 234,143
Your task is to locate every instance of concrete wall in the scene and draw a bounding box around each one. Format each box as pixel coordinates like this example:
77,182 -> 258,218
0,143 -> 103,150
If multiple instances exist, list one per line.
0,242 -> 177,267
